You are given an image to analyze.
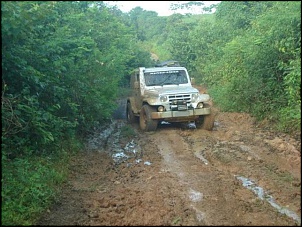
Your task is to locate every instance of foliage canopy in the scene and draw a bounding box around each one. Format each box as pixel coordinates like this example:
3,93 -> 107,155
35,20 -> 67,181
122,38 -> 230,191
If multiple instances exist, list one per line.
1,1 -> 300,225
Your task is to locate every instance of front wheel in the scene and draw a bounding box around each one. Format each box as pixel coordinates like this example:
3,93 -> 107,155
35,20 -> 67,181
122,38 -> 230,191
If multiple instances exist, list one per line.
139,105 -> 158,131
195,113 -> 215,131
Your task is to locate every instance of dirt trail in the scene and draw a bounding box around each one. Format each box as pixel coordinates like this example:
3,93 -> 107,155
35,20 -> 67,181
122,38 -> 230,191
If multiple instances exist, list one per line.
37,103 -> 301,225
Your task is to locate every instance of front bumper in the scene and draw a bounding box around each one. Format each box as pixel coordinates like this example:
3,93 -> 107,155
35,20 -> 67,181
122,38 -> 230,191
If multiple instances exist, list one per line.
151,107 -> 211,122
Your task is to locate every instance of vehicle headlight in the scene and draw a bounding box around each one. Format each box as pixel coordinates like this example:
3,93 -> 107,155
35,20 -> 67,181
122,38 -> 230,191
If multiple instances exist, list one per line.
160,95 -> 168,102
191,93 -> 199,102
197,102 -> 204,108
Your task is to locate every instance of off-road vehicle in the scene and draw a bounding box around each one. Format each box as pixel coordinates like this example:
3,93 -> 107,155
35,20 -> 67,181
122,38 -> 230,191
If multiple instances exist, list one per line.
126,61 -> 214,131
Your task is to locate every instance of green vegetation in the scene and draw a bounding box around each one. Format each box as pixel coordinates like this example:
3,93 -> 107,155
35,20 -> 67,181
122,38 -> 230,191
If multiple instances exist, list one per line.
1,137 -> 82,225
1,1 -> 153,225
206,1 -> 301,133
2,1 -> 300,225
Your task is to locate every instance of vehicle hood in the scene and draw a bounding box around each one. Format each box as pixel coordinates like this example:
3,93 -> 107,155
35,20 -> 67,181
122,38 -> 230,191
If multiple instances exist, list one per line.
144,86 -> 199,96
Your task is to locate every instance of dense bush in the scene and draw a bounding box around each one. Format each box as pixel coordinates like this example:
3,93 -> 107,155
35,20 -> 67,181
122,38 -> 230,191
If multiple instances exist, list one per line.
2,1 -> 300,225
1,1 -> 153,225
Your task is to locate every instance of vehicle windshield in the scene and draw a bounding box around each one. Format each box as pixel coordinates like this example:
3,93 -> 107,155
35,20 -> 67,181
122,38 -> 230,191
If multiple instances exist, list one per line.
144,70 -> 188,86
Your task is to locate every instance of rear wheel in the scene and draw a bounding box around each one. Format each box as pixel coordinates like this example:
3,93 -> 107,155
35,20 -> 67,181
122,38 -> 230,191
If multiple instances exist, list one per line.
139,105 -> 158,131
127,102 -> 137,124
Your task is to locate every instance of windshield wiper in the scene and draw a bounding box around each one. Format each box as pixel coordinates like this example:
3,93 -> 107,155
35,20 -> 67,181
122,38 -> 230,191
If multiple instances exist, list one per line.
159,75 -> 173,86
147,83 -> 158,86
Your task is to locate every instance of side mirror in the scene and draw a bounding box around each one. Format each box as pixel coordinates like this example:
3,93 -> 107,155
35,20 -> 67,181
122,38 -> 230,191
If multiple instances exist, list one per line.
134,81 -> 139,89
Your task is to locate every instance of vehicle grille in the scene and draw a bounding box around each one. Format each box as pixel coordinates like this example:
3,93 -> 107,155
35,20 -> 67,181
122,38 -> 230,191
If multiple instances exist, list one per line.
168,94 -> 191,104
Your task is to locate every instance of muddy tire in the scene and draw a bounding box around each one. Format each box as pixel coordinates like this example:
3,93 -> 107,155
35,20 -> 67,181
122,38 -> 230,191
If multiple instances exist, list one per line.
127,102 -> 137,124
139,105 -> 158,131
201,112 -> 215,130
195,112 -> 215,131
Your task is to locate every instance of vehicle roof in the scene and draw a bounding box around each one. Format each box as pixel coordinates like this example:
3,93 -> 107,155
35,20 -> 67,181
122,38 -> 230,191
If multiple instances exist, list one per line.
143,66 -> 187,72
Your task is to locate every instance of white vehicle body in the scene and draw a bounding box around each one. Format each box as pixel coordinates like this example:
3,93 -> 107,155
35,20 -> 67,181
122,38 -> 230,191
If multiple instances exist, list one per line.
127,64 -> 214,131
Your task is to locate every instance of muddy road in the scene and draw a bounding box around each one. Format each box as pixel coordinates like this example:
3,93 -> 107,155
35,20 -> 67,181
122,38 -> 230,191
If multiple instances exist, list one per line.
37,105 -> 301,225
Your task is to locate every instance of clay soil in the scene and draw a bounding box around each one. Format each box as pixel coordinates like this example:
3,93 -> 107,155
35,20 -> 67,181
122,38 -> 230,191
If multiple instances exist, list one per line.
37,93 -> 301,226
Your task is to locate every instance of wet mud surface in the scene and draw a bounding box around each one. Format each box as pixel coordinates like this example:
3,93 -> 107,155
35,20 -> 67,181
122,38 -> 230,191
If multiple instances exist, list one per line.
37,97 -> 301,226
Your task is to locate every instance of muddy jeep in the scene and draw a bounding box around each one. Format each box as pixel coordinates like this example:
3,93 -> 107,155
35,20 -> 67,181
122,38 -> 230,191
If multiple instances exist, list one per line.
126,63 -> 214,131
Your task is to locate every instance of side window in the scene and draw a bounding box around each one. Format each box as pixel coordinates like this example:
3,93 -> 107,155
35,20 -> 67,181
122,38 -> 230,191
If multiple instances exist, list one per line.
130,71 -> 139,88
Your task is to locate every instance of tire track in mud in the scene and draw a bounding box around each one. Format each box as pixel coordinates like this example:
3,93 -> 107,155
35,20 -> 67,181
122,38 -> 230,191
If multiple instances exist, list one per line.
36,112 -> 300,226
149,128 -> 246,225
147,126 -> 300,226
